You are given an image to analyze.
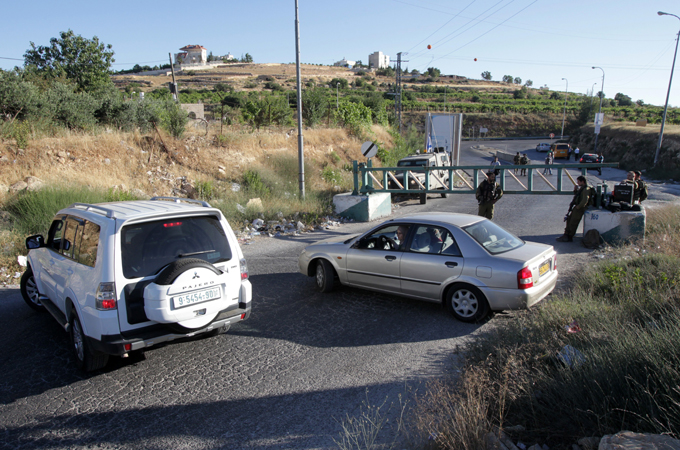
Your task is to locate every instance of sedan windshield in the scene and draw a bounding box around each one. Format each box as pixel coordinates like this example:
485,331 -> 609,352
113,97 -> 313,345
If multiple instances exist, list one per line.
464,220 -> 524,254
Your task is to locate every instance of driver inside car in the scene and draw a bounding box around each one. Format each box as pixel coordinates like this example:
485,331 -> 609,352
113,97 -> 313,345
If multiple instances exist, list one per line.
395,225 -> 409,250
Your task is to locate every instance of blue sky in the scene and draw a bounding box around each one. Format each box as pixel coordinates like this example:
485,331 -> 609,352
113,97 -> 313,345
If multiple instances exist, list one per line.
2,0 -> 679,107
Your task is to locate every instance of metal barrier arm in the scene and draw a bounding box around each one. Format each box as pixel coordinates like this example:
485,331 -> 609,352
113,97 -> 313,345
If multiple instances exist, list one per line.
354,162 -> 618,195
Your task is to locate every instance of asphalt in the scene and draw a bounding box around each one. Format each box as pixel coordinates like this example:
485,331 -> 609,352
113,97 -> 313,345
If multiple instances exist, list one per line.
0,139 -> 672,450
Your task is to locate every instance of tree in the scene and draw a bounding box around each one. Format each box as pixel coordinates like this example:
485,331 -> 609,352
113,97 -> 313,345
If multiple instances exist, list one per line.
513,86 -> 528,99
525,79 -> 533,87
426,67 -> 441,78
614,92 -> 632,106
301,88 -> 327,127
330,78 -> 348,89
242,53 -> 253,63
636,99 -> 645,106
24,29 -> 115,93
550,91 -> 562,100
481,71 -> 492,80
513,77 -> 522,85
207,51 -> 214,62
502,75 -> 513,83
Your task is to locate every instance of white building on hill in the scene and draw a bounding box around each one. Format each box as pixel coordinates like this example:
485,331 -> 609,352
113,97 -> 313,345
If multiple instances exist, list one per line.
334,57 -> 355,68
175,45 -> 207,65
368,51 -> 390,69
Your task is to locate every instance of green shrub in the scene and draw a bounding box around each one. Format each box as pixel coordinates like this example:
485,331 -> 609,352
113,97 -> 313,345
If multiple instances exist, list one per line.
46,83 -> 99,130
12,121 -> 31,149
159,101 -> 188,138
242,170 -> 271,197
335,100 -> 372,137
321,166 -> 342,184
195,180 -> 214,200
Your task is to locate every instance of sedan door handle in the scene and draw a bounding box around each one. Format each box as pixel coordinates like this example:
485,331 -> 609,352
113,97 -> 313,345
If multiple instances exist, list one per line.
445,261 -> 458,268
385,255 -> 397,261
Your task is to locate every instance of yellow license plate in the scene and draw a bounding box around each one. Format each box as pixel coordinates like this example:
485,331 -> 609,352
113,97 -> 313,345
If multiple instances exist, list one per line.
539,260 -> 550,276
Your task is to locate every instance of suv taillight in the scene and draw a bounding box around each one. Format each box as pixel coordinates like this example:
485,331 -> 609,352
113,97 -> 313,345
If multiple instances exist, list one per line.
240,258 -> 249,280
96,282 -> 117,310
517,267 -> 533,289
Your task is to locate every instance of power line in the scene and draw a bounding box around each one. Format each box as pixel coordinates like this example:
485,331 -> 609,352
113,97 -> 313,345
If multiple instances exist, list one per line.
406,0 -> 476,53
428,0 -> 539,68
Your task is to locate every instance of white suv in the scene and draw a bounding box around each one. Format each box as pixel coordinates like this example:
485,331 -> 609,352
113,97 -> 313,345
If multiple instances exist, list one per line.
21,197 -> 252,371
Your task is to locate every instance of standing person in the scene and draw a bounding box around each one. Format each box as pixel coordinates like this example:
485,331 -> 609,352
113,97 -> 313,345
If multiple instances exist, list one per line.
476,171 -> 503,220
520,154 -> 528,176
596,153 -> 604,176
634,171 -> 648,203
543,152 -> 553,175
557,176 -> 590,242
574,146 -> 580,161
513,152 -> 521,174
490,156 -> 501,176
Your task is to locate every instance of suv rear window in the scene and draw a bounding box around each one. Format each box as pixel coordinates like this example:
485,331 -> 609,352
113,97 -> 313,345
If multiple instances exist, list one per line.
121,215 -> 232,278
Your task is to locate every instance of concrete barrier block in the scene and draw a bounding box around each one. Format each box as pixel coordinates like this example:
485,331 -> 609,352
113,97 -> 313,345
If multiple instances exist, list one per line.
333,192 -> 392,222
584,207 -> 646,244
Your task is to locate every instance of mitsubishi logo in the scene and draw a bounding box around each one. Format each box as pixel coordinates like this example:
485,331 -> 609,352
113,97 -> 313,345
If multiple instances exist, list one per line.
192,272 -> 200,279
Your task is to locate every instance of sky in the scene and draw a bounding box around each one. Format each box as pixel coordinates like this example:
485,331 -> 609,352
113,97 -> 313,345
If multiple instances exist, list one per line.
2,0 -> 680,107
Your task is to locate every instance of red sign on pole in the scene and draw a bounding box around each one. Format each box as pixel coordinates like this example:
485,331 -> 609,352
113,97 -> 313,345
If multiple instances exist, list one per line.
549,133 -> 555,139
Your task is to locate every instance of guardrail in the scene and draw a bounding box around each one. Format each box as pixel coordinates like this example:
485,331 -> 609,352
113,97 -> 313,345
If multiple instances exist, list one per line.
352,160 -> 619,205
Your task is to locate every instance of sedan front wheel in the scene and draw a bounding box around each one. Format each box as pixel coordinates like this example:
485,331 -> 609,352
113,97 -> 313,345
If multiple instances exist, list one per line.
446,284 -> 489,323
315,259 -> 335,293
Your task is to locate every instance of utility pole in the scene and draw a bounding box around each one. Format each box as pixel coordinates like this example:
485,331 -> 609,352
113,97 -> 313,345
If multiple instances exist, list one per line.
391,52 -> 408,133
294,0 -> 305,199
168,53 -> 179,103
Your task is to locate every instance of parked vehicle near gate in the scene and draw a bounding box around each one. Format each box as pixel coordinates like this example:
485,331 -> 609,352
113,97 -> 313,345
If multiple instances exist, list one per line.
579,153 -> 599,163
551,143 -> 572,159
387,151 -> 451,204
299,213 -> 558,323
21,197 -> 252,371
536,143 -> 551,152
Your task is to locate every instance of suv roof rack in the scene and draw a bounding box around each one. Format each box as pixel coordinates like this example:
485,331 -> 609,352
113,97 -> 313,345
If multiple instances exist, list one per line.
69,203 -> 117,218
150,197 -> 212,208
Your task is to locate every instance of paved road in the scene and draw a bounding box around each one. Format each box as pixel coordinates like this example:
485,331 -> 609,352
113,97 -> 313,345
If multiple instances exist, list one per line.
0,140 -> 668,450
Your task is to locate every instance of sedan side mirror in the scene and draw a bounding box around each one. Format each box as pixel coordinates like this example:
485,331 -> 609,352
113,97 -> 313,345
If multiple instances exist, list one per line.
353,238 -> 368,249
26,235 -> 45,250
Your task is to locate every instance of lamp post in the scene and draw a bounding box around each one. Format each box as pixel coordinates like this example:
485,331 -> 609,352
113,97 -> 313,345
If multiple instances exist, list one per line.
654,11 -> 680,166
560,78 -> 568,139
592,66 -> 605,153
336,82 -> 339,109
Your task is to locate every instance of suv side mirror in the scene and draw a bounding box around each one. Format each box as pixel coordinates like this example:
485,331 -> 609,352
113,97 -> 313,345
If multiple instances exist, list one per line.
26,235 -> 45,250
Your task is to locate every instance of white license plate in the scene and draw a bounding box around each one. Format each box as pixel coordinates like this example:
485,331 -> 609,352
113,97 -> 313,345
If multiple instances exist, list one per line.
539,260 -> 551,277
173,287 -> 221,309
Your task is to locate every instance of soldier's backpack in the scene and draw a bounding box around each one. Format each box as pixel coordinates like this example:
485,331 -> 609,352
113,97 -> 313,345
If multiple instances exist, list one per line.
586,186 -> 597,207
582,229 -> 603,249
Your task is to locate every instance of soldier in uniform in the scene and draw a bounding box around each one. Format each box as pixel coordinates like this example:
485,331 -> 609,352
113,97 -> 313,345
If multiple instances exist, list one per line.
513,152 -> 521,174
556,176 -> 590,242
476,171 -> 503,220
520,154 -> 529,176
634,171 -> 648,203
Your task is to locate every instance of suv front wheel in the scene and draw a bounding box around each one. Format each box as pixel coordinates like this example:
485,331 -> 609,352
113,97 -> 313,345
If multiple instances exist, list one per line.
20,269 -> 45,311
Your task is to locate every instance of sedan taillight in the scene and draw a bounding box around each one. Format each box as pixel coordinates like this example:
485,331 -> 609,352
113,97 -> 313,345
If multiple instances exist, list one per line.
517,267 -> 533,289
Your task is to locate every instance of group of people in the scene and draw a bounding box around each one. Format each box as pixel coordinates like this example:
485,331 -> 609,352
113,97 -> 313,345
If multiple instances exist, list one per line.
476,153 -> 649,244
512,152 -> 530,176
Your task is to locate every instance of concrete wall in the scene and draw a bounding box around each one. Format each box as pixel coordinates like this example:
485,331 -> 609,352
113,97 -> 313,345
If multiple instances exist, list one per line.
584,207 -> 646,244
333,192 -> 391,222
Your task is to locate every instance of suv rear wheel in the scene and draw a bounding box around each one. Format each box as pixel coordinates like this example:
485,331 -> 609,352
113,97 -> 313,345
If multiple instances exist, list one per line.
70,313 -> 109,372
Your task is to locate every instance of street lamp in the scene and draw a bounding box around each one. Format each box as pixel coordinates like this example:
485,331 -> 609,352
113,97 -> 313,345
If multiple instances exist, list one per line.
654,11 -> 680,166
560,78 -> 568,139
592,66 -> 605,153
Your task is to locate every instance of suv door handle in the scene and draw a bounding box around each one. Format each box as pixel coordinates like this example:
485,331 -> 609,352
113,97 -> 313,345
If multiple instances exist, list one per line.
445,261 -> 458,268
385,255 -> 397,261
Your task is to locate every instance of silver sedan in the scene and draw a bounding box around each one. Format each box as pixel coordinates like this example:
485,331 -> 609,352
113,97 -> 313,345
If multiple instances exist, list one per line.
299,213 -> 558,322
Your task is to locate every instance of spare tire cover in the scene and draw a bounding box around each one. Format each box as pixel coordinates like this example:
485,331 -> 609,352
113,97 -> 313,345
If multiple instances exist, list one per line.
144,258 -> 225,330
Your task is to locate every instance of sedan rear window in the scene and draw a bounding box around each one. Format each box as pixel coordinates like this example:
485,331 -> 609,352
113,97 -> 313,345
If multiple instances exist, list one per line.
464,221 -> 524,255
121,216 -> 232,278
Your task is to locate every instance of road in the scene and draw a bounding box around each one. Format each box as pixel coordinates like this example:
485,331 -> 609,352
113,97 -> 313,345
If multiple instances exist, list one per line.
0,140 -> 669,450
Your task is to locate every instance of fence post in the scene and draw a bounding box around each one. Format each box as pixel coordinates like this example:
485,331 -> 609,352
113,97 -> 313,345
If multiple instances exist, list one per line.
352,160 -> 359,195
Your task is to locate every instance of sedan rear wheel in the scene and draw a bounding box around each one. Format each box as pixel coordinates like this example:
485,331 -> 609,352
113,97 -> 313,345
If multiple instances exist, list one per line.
446,284 -> 489,323
315,259 -> 335,293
